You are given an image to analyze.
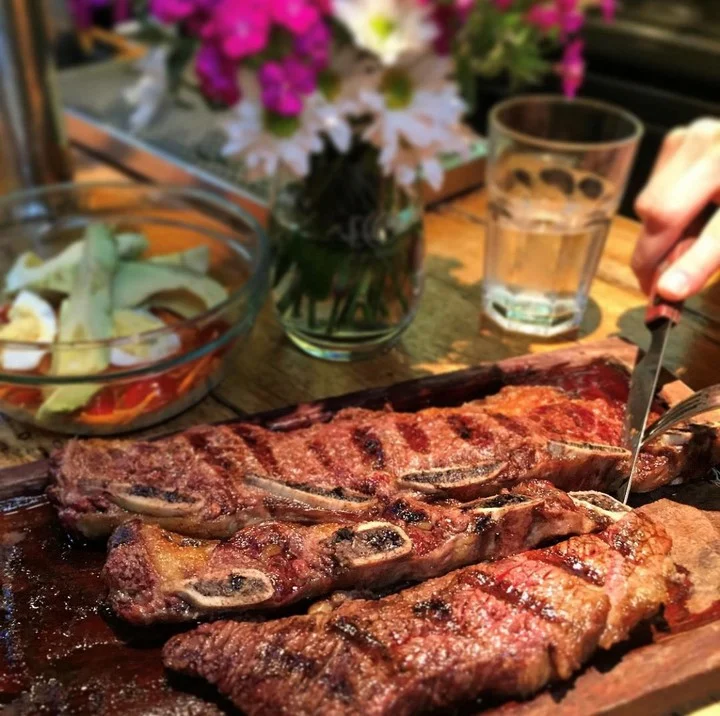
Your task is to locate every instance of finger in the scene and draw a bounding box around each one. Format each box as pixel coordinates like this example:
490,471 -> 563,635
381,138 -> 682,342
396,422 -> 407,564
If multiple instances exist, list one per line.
651,126 -> 687,175
657,208 -> 720,300
636,119 -> 720,219
631,150 -> 720,293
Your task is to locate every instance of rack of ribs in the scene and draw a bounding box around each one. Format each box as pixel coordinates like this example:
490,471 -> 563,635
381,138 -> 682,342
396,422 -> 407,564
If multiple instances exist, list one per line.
49,381 -> 715,539
104,481 -> 630,624
163,506 -> 675,716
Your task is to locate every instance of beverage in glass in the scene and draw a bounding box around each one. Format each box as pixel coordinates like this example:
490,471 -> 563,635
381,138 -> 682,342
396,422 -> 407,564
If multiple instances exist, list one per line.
484,95 -> 643,336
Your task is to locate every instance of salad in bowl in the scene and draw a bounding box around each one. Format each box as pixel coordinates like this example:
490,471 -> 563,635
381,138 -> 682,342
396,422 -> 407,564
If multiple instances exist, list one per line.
0,183 -> 268,434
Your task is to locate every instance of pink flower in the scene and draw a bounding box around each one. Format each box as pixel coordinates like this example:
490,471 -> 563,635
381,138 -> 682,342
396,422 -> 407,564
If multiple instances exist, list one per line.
295,20 -> 331,70
527,0 -> 583,39
270,0 -> 319,35
309,0 -> 332,13
600,0 -> 615,22
455,0 -> 475,19
259,58 -> 316,117
195,42 -> 241,106
149,0 -> 196,23
209,0 -> 270,59
430,0 -> 474,54
558,39 -> 585,97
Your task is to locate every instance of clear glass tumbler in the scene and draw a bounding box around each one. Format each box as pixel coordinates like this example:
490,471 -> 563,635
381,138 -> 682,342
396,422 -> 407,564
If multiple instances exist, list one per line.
484,95 -> 643,336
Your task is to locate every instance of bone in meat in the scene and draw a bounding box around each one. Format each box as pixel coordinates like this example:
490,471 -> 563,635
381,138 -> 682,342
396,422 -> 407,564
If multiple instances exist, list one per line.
163,506 -> 675,716
103,481 -> 630,624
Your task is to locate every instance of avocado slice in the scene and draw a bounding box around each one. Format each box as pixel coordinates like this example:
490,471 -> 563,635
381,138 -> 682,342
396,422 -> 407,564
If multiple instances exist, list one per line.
5,230 -> 147,295
37,383 -> 102,421
149,245 -> 210,274
113,261 -> 228,310
37,224 -> 118,420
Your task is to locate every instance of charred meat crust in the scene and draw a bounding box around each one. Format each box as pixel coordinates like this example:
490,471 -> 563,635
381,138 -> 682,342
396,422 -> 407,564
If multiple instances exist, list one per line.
49,362 -> 719,539
103,482 -> 629,625
162,509 -> 674,716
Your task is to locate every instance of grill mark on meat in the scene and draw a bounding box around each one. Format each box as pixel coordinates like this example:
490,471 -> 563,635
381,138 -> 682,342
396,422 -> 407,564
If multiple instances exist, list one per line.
260,641 -> 319,677
463,569 -> 561,622
446,415 -> 493,447
488,412 -> 531,438
447,414 -> 473,440
318,672 -> 355,702
594,512 -> 661,562
395,419 -> 430,454
232,425 -> 278,475
412,597 -> 453,620
308,440 -> 335,470
328,616 -> 390,658
184,432 -> 234,473
352,427 -> 385,470
530,551 -> 606,586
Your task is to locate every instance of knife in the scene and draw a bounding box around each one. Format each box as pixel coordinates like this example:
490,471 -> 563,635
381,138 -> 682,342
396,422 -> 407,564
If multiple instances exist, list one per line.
619,208 -> 713,504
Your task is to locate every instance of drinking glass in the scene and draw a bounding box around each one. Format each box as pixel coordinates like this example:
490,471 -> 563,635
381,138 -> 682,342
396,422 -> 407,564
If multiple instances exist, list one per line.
484,95 -> 643,336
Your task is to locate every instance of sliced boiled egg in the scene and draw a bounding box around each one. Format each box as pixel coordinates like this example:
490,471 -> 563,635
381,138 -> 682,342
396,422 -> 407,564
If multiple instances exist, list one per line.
110,308 -> 181,367
0,290 -> 58,371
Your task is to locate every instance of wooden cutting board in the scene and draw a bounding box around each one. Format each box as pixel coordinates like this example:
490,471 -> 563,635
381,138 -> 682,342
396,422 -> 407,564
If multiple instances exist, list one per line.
1,337 -> 719,715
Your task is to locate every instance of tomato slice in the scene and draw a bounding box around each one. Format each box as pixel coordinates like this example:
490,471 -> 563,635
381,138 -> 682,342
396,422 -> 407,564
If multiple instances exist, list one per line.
6,387 -> 43,409
84,389 -> 116,416
120,380 -> 158,410
0,304 -> 11,324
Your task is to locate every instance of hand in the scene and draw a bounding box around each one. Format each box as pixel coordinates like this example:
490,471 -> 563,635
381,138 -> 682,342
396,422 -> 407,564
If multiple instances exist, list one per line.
631,118 -> 720,301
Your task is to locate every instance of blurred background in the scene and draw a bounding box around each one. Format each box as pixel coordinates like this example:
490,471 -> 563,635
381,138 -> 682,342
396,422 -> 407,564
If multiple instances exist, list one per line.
41,0 -> 720,217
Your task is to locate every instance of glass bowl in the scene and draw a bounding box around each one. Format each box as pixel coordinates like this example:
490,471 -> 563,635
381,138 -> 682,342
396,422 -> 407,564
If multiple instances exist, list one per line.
0,183 -> 269,435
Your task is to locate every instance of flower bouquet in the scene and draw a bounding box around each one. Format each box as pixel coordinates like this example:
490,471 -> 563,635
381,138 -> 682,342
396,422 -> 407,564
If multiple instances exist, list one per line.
118,0 -> 612,359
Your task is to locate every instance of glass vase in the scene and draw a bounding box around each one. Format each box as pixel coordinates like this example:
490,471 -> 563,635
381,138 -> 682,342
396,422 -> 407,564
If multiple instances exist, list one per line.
269,144 -> 425,361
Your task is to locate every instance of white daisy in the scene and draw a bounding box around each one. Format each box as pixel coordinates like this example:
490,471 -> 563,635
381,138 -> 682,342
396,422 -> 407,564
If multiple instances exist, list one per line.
333,0 -> 438,66
360,55 -> 468,188
221,71 -> 325,181
308,48 -> 380,152
381,130 -> 471,190
124,46 -> 169,133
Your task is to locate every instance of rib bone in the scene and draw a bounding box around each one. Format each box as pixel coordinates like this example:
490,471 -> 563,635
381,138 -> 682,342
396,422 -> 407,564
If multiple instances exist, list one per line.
176,570 -> 275,610
103,481 -> 625,624
108,484 -> 203,518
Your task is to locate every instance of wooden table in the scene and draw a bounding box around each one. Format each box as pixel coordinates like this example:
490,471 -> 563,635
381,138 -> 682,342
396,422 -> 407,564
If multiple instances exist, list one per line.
0,149 -> 718,469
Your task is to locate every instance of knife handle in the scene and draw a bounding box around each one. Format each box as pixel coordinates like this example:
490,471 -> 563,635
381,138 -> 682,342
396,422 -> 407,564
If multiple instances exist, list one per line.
645,238 -> 692,326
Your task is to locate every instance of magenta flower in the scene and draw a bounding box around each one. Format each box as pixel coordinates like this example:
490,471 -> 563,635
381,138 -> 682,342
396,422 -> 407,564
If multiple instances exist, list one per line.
208,0 -> 270,59
259,58 -> 316,117
309,0 -> 332,13
428,0 -> 474,54
600,0 -> 616,21
270,0 -> 319,35
195,42 -> 241,106
558,39 -> 585,97
527,0 -> 583,39
295,20 -> 331,70
150,0 -> 196,23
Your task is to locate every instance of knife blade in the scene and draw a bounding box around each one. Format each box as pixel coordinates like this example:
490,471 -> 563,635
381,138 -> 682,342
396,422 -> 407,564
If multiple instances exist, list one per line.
619,317 -> 674,504
619,207 -> 714,503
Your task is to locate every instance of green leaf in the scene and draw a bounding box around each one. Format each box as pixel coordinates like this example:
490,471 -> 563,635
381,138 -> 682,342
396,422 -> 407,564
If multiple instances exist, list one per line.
166,36 -> 197,94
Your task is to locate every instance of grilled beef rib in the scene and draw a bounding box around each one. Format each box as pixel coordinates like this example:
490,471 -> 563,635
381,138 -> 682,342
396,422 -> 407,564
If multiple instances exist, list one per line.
49,373 -> 714,539
163,506 -> 675,716
104,481 -> 630,624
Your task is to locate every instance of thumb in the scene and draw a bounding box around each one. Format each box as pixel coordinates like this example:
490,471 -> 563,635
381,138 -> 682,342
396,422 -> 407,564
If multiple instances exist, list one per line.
657,208 -> 720,301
